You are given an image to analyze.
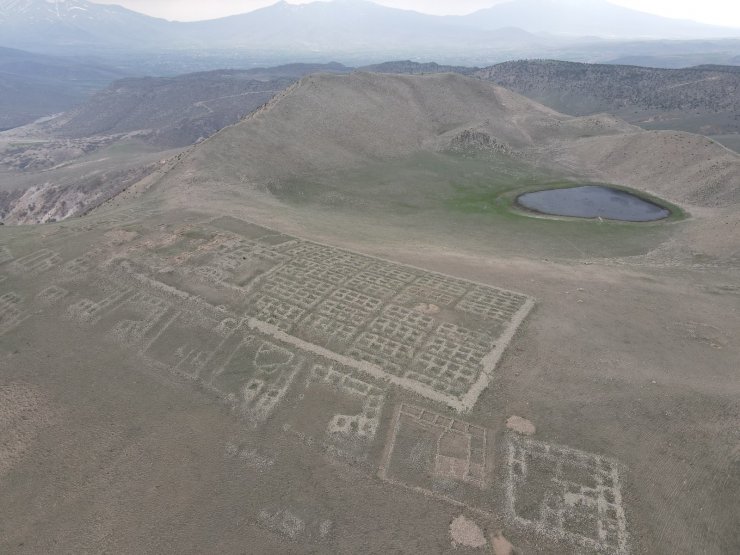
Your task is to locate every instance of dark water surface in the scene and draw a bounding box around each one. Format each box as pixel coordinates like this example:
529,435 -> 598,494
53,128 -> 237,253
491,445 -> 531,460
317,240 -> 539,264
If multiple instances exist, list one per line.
517,186 -> 670,222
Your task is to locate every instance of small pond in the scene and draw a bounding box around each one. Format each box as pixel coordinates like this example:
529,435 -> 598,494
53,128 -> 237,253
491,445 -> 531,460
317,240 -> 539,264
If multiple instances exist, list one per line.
516,185 -> 670,222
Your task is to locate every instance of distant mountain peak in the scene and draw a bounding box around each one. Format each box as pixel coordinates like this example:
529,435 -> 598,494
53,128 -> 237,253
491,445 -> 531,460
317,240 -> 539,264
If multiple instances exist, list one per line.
464,0 -> 739,38
0,0 -> 91,11
0,0 -> 112,22
0,0 -> 737,57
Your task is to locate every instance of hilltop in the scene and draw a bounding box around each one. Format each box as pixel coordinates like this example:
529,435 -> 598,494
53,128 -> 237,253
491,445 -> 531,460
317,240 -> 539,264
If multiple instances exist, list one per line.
155,72 -> 739,211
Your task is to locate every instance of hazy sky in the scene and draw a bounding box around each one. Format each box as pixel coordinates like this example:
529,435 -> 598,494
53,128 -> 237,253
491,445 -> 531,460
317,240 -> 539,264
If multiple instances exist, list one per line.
92,0 -> 740,27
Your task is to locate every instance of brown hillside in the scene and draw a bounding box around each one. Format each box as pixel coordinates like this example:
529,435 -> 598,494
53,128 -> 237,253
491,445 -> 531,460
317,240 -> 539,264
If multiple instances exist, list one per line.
155,72 -> 739,210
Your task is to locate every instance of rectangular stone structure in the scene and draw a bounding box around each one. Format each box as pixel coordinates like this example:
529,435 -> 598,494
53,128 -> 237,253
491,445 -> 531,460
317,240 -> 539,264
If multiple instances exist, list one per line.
0,292 -> 28,335
228,229 -> 534,412
0,246 -> 13,265
118,216 -> 535,413
378,403 -> 489,510
505,433 -> 629,555
9,249 -> 61,275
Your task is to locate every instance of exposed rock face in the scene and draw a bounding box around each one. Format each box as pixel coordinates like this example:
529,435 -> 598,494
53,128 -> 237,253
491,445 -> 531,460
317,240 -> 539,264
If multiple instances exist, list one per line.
0,162 -> 156,224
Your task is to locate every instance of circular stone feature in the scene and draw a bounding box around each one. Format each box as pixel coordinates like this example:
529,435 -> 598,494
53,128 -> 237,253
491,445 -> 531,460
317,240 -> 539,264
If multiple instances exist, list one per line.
516,185 -> 670,222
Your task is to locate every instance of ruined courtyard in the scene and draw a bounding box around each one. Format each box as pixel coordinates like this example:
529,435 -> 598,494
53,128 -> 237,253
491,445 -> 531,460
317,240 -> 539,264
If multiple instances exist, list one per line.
0,210 -> 653,554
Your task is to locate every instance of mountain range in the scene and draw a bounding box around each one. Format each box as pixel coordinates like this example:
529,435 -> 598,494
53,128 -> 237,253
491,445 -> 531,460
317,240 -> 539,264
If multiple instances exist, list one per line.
1,0 -> 739,60
454,0 -> 739,38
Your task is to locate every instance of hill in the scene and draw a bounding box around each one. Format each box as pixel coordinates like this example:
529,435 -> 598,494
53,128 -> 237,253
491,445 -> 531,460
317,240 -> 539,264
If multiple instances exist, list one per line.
156,72 -> 739,209
4,62 -> 739,226
0,46 -> 126,130
0,63 -> 356,224
51,62 -> 354,147
477,59 -> 740,135
54,72 -> 299,148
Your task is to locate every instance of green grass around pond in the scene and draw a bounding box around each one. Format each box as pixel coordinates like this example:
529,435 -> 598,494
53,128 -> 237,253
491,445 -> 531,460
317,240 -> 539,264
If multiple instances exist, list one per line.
271,151 -> 684,260
450,180 -> 686,223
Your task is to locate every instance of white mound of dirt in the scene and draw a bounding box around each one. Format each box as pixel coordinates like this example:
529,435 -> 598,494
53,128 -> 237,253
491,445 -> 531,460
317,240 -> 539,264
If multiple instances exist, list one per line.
450,515 -> 487,549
